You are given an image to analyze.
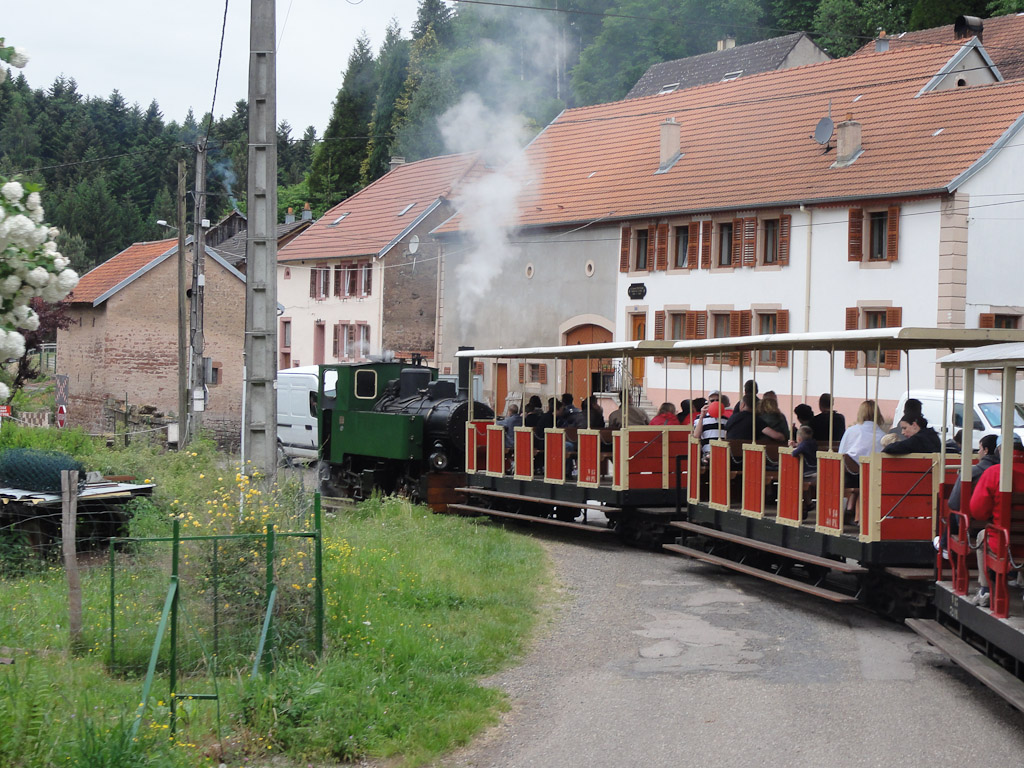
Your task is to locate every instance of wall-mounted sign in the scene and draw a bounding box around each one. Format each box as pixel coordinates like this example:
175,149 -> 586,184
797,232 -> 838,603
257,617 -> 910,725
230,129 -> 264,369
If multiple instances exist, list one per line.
627,283 -> 647,300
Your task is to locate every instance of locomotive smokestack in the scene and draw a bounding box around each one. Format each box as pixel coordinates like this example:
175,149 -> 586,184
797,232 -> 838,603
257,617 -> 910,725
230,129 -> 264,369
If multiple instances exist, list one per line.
458,346 -> 473,399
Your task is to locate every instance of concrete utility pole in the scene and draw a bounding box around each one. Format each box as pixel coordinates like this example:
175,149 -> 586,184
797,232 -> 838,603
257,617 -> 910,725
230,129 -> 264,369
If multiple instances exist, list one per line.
177,159 -> 188,448
190,139 -> 208,442
244,0 -> 279,481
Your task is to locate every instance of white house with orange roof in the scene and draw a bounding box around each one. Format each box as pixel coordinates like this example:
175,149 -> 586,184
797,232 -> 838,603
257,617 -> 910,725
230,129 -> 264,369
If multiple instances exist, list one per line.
276,154 -> 479,369
435,35 -> 1024,420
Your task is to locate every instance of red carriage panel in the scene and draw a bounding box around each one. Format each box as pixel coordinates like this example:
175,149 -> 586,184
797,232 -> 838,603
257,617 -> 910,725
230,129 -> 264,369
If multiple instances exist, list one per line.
624,428 -> 666,490
667,429 -> 690,490
485,425 -> 505,477
577,430 -> 601,488
513,427 -> 534,480
465,421 -> 489,474
982,492 -> 1024,619
687,436 -> 704,504
776,448 -> 803,526
612,432 -> 625,490
815,453 -> 844,536
544,430 -> 566,484
709,440 -> 730,511
874,455 -> 936,542
741,445 -> 765,518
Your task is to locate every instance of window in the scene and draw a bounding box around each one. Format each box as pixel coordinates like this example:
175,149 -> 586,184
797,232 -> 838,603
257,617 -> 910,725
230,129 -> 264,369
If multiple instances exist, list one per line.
635,229 -> 649,271
520,363 -> 548,384
980,313 -> 1021,329
763,219 -> 779,264
670,312 -> 685,340
209,364 -> 221,386
710,312 -> 731,363
284,268 -> 290,280
868,212 -> 888,260
849,206 -> 900,262
362,262 -> 372,296
718,223 -> 733,267
346,265 -> 358,297
673,226 -> 689,269
355,369 -> 377,399
845,306 -> 902,369
358,324 -> 370,357
280,319 -> 291,349
309,266 -> 329,299
758,313 -> 777,364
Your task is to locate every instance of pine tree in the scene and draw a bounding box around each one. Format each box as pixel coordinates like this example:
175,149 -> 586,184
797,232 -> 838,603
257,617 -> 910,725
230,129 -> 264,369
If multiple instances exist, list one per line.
361,21 -> 411,184
413,0 -> 455,46
308,34 -> 377,209
392,28 -> 457,160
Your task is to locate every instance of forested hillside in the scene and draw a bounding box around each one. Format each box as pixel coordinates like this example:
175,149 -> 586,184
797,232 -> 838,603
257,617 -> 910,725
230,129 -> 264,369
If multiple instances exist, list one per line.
1,0 -> 1014,271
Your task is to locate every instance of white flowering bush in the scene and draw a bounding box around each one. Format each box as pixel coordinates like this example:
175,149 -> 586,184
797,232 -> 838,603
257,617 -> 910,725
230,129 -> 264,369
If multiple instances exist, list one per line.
0,38 -> 29,85
0,176 -> 79,400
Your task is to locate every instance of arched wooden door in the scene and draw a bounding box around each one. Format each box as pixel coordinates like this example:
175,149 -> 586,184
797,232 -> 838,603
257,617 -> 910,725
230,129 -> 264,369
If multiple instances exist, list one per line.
630,314 -> 646,383
564,324 -> 613,401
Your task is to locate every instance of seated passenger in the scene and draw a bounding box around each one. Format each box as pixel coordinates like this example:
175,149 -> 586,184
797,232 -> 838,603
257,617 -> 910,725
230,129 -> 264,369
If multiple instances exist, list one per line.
561,393 -> 580,422
812,393 -> 846,443
759,391 -> 789,438
522,395 -> 543,430
791,425 -> 818,475
887,398 -> 922,441
681,397 -> 705,426
838,400 -> 887,460
882,415 -> 942,454
792,403 -> 814,441
498,404 -> 522,450
948,434 -> 998,513
607,391 -> 650,429
650,402 -> 678,426
724,395 -> 787,443
693,399 -> 729,455
677,399 -> 691,426
968,436 -> 1024,606
580,395 -> 605,430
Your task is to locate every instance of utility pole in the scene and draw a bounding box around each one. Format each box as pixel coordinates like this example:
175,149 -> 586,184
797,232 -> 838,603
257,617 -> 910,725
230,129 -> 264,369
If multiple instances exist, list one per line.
177,159 -> 189,448
190,139 -> 208,442
245,0 -> 279,481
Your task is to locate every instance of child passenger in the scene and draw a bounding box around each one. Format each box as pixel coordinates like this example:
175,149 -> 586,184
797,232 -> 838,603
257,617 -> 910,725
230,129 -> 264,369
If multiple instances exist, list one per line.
791,425 -> 818,475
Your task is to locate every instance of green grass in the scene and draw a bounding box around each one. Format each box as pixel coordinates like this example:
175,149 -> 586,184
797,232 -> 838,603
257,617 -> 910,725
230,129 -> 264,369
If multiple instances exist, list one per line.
0,426 -> 551,766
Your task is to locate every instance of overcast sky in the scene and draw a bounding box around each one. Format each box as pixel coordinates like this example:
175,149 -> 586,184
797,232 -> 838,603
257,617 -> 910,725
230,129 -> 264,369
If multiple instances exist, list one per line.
3,0 -> 422,136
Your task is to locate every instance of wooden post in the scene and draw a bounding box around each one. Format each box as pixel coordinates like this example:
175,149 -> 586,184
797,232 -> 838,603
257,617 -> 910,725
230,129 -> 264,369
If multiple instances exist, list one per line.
61,470 -> 82,645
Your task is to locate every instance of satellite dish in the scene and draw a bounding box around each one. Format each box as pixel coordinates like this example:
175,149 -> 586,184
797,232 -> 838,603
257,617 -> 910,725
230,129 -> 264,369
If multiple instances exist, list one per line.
813,116 -> 834,145
408,235 -> 420,254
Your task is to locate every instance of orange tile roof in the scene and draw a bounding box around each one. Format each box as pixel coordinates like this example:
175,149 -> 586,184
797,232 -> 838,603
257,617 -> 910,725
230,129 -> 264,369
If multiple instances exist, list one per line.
69,238 -> 177,305
278,153 -> 479,262
453,42 -> 1024,231
857,13 -> 1024,79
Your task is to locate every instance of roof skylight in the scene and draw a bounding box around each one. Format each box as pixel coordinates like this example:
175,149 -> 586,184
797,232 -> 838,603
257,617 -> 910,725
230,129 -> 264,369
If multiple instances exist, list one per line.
398,203 -> 416,216
329,212 -> 351,226
658,83 -> 679,95
722,70 -> 743,81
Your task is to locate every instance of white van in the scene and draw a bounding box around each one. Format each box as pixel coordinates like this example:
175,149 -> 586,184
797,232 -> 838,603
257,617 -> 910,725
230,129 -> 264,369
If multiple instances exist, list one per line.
893,389 -> 1024,449
277,367 -> 337,462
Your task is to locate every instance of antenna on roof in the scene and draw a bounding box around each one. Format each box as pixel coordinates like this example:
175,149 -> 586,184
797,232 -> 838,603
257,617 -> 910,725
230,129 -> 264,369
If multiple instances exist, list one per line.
812,99 -> 834,152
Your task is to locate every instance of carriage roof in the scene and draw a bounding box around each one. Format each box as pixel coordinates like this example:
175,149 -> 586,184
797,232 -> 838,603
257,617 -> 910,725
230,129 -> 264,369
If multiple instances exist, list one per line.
458,328 -> 1024,361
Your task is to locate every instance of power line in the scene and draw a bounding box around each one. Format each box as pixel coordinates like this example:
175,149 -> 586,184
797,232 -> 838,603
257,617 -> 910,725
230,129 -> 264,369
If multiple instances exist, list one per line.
202,0 -> 232,144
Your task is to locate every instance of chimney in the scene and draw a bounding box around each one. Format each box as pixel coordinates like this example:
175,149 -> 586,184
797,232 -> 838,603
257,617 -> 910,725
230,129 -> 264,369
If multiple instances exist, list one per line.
717,35 -> 736,51
836,116 -> 862,166
301,202 -> 312,221
285,206 -> 295,224
659,118 -> 681,170
389,156 -> 406,172
954,15 -> 983,42
875,29 -> 889,53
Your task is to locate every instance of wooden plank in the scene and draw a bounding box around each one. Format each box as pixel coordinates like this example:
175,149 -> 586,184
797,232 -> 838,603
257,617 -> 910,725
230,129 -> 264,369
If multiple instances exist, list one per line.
447,504 -> 617,534
907,618 -> 1024,713
885,567 -> 935,580
669,520 -> 867,573
455,487 -> 620,513
663,543 -> 859,603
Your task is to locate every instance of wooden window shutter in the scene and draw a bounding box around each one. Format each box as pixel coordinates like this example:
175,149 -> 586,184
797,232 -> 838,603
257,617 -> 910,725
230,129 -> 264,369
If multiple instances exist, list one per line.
979,313 -> 996,328
778,214 -> 791,266
687,222 -> 699,269
886,206 -> 900,261
684,310 -> 706,364
727,311 -> 742,365
884,307 -> 903,369
742,217 -> 757,267
700,221 -> 712,269
739,309 -> 752,365
731,218 -> 743,265
538,364 -> 548,384
474,362 -> 484,376
848,208 -> 864,261
655,221 -> 669,271
646,221 -> 656,272
653,310 -> 666,363
334,265 -> 342,297
309,268 -> 316,297
844,307 -> 859,368
518,363 -> 525,383
619,227 -> 631,272
332,324 -> 340,358
776,310 -> 790,367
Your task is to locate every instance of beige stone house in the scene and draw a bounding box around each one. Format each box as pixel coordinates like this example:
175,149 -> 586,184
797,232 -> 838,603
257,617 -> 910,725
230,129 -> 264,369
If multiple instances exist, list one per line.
57,237 -> 246,444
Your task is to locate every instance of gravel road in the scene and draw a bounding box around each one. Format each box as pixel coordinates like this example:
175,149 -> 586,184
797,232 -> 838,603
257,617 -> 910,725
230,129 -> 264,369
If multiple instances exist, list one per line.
438,527 -> 1024,768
